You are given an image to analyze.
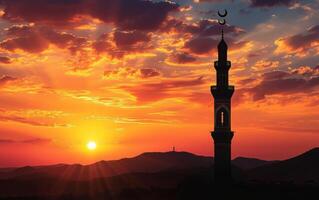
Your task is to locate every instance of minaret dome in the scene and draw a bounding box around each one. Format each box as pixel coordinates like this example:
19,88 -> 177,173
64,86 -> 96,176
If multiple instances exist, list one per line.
218,31 -> 228,62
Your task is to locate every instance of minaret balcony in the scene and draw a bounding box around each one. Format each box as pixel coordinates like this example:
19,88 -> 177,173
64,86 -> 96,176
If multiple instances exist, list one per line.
211,85 -> 234,99
214,61 -> 231,70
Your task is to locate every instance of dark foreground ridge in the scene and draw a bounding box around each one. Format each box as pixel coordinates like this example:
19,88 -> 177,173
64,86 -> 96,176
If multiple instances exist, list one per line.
0,148 -> 318,200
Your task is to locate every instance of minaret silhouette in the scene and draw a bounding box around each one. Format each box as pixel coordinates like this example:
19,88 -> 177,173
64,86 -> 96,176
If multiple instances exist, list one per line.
211,29 -> 234,184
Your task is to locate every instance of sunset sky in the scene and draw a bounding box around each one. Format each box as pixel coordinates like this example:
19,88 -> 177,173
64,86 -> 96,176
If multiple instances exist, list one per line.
0,0 -> 319,167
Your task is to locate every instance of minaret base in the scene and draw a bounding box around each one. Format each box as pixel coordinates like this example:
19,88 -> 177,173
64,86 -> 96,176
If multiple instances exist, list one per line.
212,131 -> 233,184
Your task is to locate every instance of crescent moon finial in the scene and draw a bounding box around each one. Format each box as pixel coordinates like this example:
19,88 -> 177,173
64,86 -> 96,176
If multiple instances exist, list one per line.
218,19 -> 226,25
218,9 -> 228,18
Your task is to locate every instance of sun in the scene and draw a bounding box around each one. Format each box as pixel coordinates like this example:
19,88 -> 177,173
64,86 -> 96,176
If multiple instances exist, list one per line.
86,141 -> 97,150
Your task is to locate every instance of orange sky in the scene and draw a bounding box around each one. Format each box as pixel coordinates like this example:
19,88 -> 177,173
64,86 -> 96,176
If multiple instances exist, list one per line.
0,0 -> 319,167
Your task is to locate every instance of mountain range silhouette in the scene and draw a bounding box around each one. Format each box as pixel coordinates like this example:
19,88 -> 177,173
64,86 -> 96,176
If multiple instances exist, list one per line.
0,148 -> 318,199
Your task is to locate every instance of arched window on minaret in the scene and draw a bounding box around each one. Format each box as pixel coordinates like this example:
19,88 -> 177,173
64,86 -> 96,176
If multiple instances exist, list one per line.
221,111 -> 224,126
216,107 -> 229,128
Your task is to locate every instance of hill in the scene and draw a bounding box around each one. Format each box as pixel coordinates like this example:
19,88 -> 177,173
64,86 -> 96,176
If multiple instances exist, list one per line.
0,148 -> 319,199
248,148 -> 319,183
0,151 -> 214,181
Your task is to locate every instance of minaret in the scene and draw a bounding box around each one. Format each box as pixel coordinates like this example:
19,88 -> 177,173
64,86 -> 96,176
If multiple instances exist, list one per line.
211,30 -> 234,183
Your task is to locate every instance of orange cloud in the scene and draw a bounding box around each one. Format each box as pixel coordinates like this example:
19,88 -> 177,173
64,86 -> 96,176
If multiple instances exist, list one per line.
122,76 -> 207,103
252,60 -> 279,71
275,25 -> 319,56
0,109 -> 69,127
104,67 -> 160,80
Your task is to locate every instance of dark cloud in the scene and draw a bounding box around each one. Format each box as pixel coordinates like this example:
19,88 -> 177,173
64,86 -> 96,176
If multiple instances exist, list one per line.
184,36 -> 247,55
247,53 -> 260,58
184,37 -> 218,55
162,18 -> 245,37
0,0 -> 87,28
0,138 -> 51,144
251,78 -> 305,100
169,53 -> 197,64
0,0 -> 179,31
113,30 -> 151,49
238,78 -> 256,86
123,76 -> 206,103
93,30 -> 152,57
0,25 -> 86,53
90,0 -> 179,31
93,33 -> 112,53
249,71 -> 319,100
0,56 -> 11,64
262,71 -> 291,80
0,75 -> 16,85
249,0 -> 296,7
185,19 -> 245,37
283,25 -> 319,51
140,68 -> 160,79
0,33 -> 49,53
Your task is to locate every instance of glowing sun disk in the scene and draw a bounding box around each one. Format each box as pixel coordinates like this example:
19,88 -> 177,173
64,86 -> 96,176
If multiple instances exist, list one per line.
87,141 -> 97,150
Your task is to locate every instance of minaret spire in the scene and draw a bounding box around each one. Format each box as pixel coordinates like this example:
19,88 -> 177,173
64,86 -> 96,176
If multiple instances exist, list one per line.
221,29 -> 224,40
211,9 -> 235,184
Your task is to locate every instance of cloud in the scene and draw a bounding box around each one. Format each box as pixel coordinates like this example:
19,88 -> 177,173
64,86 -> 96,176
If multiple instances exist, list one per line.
0,139 -> 14,143
249,71 -> 319,100
0,114 -> 68,127
162,18 -> 245,37
123,76 -> 206,103
0,0 -> 88,28
93,30 -> 153,57
0,56 -> 11,64
114,30 -> 151,48
91,0 -> 179,31
249,0 -> 297,7
139,68 -> 161,79
0,108 -> 70,127
0,75 -> 17,85
0,25 -> 87,53
164,52 -> 210,67
0,32 -> 49,53
252,60 -> 279,71
185,19 -> 245,37
238,78 -> 256,86
104,67 -> 160,79
275,25 -> 319,55
184,37 -> 218,55
21,138 -> 52,144
168,52 -> 197,64
113,117 -> 177,125
0,138 -> 51,144
0,0 -> 179,31
262,71 -> 291,80
184,36 -> 248,55
291,66 -> 319,76
93,33 -> 112,53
